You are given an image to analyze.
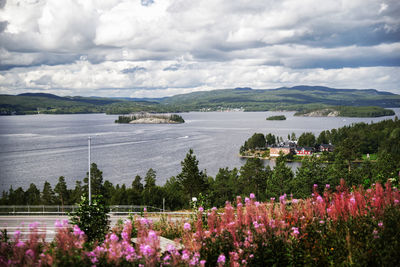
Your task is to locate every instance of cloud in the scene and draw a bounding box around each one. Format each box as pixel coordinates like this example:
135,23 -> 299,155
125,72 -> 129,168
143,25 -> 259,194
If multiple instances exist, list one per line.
0,0 -> 399,96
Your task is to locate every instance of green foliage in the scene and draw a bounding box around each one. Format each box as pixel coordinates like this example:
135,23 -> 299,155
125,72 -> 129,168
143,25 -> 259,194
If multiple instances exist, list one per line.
25,183 -> 41,205
211,168 -> 239,207
176,149 -> 208,202
240,133 -> 266,153
294,106 -> 395,117
41,181 -> 56,205
170,114 -> 185,123
291,156 -> 327,198
239,158 -> 271,200
265,133 -> 277,146
69,194 -> 110,243
83,163 -> 105,197
115,115 -> 132,123
266,115 -> 286,120
54,176 -> 69,206
266,154 -> 294,198
297,132 -> 316,147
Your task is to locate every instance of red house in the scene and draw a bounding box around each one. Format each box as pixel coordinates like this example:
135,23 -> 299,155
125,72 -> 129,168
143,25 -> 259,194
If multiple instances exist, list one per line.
296,147 -> 314,156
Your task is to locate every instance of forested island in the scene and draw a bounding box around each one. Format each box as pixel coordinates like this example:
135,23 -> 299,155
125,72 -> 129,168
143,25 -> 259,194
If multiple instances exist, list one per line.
266,115 -> 286,120
295,106 -> 395,117
115,113 -> 185,124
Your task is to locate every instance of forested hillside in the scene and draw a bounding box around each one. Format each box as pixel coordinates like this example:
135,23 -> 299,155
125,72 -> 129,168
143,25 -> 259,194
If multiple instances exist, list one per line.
1,86 -> 399,115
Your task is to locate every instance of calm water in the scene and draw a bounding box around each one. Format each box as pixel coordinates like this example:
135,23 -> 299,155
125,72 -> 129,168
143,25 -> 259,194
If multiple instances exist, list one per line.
1,110 -> 399,191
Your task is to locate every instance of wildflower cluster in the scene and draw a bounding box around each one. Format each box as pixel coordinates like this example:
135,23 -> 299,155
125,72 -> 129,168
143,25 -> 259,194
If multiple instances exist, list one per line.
0,180 -> 399,266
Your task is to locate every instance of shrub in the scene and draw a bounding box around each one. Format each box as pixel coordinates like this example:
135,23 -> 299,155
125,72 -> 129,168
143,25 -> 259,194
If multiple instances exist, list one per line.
69,195 -> 110,243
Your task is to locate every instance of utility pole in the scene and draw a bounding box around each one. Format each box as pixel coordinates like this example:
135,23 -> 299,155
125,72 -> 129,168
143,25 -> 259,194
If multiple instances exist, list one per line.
163,198 -> 165,213
88,136 -> 91,205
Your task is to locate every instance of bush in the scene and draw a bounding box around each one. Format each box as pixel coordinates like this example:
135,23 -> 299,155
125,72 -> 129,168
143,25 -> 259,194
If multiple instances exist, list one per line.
69,195 -> 110,243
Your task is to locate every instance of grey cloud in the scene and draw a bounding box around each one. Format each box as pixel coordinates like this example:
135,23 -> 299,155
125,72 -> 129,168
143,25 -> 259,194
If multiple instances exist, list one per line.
163,64 -> 180,71
0,52 -> 82,71
141,0 -> 154,6
0,0 -> 6,9
0,21 -> 7,32
122,66 -> 147,74
33,74 -> 52,85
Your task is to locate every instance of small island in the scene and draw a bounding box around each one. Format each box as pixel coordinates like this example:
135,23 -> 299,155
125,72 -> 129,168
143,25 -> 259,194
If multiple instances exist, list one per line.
294,106 -> 394,118
115,113 -> 185,124
266,115 -> 286,120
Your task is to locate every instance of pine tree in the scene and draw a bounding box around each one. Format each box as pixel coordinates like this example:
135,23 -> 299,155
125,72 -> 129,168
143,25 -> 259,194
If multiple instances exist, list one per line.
55,176 -> 68,206
266,154 -> 293,198
176,149 -> 208,200
41,181 -> 55,205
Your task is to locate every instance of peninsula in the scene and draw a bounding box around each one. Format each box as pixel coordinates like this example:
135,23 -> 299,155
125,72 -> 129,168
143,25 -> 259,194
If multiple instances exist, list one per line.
115,113 -> 185,124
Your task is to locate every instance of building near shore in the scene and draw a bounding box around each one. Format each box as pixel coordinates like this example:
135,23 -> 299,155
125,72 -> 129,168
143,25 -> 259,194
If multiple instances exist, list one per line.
270,146 -> 292,157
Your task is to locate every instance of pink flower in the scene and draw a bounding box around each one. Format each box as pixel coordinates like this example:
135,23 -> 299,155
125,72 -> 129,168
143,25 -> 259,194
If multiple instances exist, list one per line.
54,220 -> 63,228
313,184 -> 318,188
16,240 -> 25,248
250,193 -> 255,199
182,250 -> 190,260
325,184 -> 330,189
148,230 -> 157,240
14,230 -> 21,239
73,225 -> 84,237
141,244 -> 153,256
291,227 -> 299,236
378,222 -> 383,228
217,254 -> 226,264
319,220 -> 325,224
25,249 -> 35,258
200,260 -> 206,266
317,195 -> 323,203
198,206 -> 204,212
245,197 -> 250,203
184,222 -> 191,231
292,199 -> 299,204
110,233 -> 119,242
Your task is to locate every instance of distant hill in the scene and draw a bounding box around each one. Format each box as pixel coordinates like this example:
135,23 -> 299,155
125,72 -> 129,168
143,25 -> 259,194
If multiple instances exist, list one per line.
1,86 -> 399,115
157,86 -> 400,111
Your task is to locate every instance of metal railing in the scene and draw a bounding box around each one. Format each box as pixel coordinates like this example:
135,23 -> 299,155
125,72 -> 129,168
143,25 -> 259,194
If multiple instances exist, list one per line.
0,205 -> 170,215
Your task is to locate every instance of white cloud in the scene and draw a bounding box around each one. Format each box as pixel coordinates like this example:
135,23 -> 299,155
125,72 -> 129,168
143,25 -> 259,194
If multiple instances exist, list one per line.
0,0 -> 399,96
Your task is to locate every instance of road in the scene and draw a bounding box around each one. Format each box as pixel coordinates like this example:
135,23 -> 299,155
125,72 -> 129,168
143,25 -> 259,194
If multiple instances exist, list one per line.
0,214 -> 189,242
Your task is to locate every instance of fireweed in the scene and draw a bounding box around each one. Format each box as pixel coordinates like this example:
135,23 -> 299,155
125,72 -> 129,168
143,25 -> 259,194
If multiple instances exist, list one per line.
0,180 -> 399,266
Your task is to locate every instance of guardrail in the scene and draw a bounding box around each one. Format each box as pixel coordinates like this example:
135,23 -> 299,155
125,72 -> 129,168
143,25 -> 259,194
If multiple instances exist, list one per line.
0,205 -> 170,215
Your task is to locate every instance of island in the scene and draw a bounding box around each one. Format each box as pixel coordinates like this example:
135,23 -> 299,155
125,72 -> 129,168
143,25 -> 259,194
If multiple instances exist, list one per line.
294,106 -> 394,118
115,113 -> 185,124
266,115 -> 286,120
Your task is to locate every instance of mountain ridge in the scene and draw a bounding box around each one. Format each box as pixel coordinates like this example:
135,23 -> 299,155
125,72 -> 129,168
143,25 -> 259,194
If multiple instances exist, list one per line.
1,85 -> 399,115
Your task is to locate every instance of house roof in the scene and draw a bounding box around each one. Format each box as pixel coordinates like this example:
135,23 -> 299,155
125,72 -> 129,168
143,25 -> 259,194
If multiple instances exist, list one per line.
296,147 -> 314,151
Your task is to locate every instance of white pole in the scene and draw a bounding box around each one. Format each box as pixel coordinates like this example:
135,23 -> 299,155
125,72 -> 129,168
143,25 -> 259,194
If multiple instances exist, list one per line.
88,136 -> 91,205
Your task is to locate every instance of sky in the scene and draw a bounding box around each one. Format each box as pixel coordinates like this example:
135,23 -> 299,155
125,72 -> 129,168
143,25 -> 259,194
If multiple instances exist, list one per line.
0,0 -> 399,98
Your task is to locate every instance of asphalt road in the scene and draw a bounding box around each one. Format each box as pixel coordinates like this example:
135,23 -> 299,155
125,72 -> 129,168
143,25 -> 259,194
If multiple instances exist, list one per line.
0,214 -> 188,242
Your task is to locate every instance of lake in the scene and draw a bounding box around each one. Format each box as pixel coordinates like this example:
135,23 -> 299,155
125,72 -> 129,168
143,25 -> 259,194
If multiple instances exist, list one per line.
1,109 -> 399,192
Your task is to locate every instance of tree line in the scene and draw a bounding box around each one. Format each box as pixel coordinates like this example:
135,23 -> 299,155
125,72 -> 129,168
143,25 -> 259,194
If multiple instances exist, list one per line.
1,118 -> 399,210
